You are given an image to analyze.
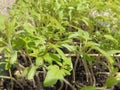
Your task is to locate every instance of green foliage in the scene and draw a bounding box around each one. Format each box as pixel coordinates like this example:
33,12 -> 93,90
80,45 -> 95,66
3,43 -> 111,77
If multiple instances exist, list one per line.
44,65 -> 65,87
27,66 -> 37,80
0,14 -> 7,30
106,77 -> 118,88
81,86 -> 96,90
0,0 -> 120,89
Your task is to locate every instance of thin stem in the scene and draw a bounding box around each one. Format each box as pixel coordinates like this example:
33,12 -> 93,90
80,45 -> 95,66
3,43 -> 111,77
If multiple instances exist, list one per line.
0,75 -> 23,90
72,53 -> 79,83
25,50 -> 34,66
36,72 -> 44,90
42,67 -> 46,79
81,58 -> 90,83
58,80 -> 64,90
9,69 -> 14,90
20,51 -> 28,65
89,65 -> 96,86
63,79 -> 76,90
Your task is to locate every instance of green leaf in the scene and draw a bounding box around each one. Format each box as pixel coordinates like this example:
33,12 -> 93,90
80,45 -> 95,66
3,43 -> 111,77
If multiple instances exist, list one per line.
0,14 -> 7,30
44,65 -> 64,87
35,57 -> 43,66
106,50 -> 120,55
27,66 -> 37,80
63,57 -> 73,72
21,67 -> 29,77
104,34 -> 118,44
0,38 -> 2,41
68,27 -> 91,41
61,44 -> 76,51
91,46 -> 114,64
43,53 -> 53,64
106,77 -> 118,88
13,38 -> 26,49
81,86 -> 96,90
5,60 -> 11,70
81,16 -> 94,31
0,47 -> 5,52
115,73 -> 120,81
23,23 -> 35,35
10,51 -> 17,64
49,53 -> 61,62
78,30 -> 91,41
68,32 -> 79,39
85,41 -> 100,47
50,44 -> 73,71
51,44 -> 66,59
45,53 -> 62,66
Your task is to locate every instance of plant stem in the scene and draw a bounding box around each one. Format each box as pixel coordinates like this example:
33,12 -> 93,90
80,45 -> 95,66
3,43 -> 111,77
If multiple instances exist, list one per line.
63,79 -> 76,90
35,72 -> 44,90
0,75 -> 23,90
58,80 -> 64,90
72,53 -> 79,83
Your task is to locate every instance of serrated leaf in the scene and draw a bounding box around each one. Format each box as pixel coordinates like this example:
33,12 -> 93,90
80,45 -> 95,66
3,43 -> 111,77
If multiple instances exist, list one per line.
44,65 -> 64,87
27,66 -> 37,80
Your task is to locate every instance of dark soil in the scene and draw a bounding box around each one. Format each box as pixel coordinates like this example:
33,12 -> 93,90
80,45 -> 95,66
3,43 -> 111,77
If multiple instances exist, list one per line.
1,56 -> 120,90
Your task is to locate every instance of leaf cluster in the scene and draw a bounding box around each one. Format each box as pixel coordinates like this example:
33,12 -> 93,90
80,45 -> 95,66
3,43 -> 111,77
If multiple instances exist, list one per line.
0,0 -> 120,89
